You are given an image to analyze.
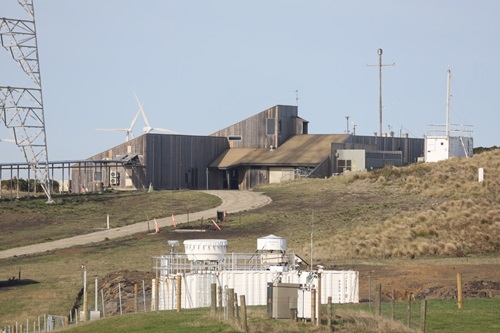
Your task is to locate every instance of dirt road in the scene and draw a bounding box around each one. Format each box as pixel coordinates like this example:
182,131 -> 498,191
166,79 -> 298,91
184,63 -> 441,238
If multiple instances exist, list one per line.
0,190 -> 271,259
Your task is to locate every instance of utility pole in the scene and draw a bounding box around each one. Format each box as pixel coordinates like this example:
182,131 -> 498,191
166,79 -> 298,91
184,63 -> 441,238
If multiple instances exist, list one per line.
368,49 -> 395,137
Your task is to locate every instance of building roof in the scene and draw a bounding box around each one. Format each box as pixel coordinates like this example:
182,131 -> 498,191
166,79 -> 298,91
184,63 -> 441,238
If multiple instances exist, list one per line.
209,134 -> 349,169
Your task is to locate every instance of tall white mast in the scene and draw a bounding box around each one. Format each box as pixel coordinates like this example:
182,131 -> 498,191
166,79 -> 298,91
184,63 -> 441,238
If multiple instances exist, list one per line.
368,49 -> 395,136
446,67 -> 451,139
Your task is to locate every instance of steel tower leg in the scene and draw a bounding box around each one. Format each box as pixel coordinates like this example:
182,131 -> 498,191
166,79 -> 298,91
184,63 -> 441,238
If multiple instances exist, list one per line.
0,0 -> 53,202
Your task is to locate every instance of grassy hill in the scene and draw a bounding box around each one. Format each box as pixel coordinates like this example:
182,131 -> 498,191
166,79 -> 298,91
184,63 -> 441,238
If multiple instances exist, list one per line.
240,149 -> 500,261
315,149 -> 500,260
1,149 -> 499,330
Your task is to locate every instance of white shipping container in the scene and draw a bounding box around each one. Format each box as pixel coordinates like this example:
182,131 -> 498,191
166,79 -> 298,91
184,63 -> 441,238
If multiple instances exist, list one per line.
158,270 -> 358,310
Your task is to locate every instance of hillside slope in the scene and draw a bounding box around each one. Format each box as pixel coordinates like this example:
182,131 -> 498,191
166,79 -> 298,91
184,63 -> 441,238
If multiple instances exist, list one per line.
317,149 -> 500,259
247,149 -> 500,261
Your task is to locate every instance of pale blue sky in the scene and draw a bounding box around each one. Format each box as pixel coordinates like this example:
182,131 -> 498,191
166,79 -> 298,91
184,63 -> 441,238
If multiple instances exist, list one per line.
1,0 -> 499,163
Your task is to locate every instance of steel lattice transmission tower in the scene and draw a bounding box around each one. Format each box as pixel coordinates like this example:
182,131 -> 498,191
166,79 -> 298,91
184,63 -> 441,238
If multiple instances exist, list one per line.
0,0 -> 53,202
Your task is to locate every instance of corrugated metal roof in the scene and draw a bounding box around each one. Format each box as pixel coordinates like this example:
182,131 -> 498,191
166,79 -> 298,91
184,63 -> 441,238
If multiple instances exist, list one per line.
210,134 -> 349,169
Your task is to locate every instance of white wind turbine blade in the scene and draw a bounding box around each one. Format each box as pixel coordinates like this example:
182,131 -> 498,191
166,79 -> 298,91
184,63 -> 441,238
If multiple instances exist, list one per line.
96,95 -> 145,142
133,93 -> 180,134
134,94 -> 153,133
0,138 -> 15,143
96,128 -> 131,142
149,127 -> 181,134
97,111 -> 141,142
125,109 -> 142,141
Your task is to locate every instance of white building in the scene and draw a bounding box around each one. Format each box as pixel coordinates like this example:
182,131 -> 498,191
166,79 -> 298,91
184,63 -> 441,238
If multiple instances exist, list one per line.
424,125 -> 473,163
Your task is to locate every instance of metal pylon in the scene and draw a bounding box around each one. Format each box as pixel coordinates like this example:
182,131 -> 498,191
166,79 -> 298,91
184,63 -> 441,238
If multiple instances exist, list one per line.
0,0 -> 53,203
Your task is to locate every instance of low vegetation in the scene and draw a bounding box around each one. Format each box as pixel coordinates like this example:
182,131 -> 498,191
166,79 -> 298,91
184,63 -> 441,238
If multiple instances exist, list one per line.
54,306 -> 418,333
0,190 -> 220,250
1,148 -> 499,331
313,149 -> 500,260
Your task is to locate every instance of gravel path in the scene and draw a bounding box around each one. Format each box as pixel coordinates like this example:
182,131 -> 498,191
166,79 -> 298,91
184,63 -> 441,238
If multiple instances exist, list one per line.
0,190 -> 271,259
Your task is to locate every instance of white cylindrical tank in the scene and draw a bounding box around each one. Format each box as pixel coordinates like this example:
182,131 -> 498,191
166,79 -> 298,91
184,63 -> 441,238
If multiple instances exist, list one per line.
183,239 -> 227,261
257,234 -> 287,252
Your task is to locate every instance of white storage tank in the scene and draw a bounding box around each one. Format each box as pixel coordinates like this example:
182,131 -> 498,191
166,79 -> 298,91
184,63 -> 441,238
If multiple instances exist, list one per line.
183,239 -> 227,262
257,234 -> 287,265
257,234 -> 286,252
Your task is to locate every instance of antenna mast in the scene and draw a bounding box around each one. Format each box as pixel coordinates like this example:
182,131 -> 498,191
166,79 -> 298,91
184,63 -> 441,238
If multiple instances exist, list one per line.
446,67 -> 451,139
310,211 -> 314,270
368,49 -> 395,137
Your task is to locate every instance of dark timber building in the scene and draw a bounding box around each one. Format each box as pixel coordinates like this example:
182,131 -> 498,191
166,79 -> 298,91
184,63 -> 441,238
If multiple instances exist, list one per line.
72,105 -> 424,192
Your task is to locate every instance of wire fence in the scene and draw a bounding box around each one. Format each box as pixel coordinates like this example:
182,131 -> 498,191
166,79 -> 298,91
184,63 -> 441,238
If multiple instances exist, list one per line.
1,280 -> 155,333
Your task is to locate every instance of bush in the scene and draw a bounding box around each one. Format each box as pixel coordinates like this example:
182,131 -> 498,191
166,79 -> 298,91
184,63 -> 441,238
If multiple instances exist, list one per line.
1,178 -> 59,193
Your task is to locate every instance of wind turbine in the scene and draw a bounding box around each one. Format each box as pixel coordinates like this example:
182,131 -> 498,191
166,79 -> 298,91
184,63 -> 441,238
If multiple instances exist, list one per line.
96,107 -> 141,142
0,138 -> 15,143
134,93 -> 180,135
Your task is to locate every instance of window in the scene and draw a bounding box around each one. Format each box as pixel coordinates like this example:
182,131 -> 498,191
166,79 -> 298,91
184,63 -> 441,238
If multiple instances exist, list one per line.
228,135 -> 242,141
337,159 -> 352,172
267,118 -> 275,135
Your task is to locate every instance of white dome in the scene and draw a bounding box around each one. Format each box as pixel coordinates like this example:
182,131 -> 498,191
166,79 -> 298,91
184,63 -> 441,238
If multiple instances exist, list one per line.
183,239 -> 227,261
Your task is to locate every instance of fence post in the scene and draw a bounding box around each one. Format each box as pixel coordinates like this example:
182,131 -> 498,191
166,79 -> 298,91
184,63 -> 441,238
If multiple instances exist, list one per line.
375,284 -> 382,316
218,286 -> 223,311
234,292 -> 241,327
155,278 -> 159,311
84,291 -> 88,321
457,272 -> 463,309
420,299 -> 427,333
134,283 -> 138,313
211,283 -> 217,315
101,288 -> 106,317
142,280 -> 147,313
391,289 -> 395,320
118,283 -> 123,315
240,295 -> 248,332
407,293 -> 412,328
327,296 -> 333,333
368,275 -> 372,310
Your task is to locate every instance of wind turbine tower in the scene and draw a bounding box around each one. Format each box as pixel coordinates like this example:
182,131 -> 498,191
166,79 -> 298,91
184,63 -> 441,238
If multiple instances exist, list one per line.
0,0 -> 53,203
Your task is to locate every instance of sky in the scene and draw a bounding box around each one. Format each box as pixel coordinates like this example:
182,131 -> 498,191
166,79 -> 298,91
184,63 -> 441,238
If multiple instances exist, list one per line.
1,0 -> 499,164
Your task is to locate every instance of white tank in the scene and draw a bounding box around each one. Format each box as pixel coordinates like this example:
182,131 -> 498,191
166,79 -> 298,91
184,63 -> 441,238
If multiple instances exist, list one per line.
257,234 -> 286,252
183,239 -> 227,261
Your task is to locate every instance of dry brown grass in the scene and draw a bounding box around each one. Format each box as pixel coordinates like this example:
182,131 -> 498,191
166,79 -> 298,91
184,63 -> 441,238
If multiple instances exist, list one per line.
314,149 -> 500,260
245,307 -> 416,333
332,309 -> 416,333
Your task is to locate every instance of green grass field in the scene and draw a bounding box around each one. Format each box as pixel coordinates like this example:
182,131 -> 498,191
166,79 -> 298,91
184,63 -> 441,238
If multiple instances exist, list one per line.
10,298 -> 496,333
341,298 -> 500,333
